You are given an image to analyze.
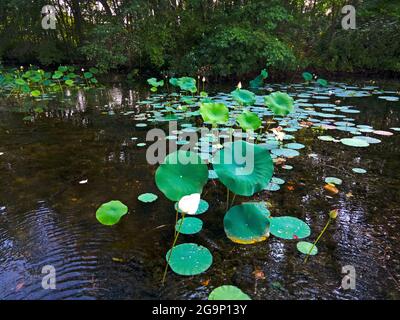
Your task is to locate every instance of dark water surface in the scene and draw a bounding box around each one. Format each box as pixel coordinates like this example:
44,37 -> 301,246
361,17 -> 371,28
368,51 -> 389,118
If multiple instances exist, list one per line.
1,80 -> 400,300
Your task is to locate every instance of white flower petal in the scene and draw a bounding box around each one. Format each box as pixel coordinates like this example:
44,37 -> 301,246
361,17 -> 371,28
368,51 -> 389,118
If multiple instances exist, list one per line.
178,193 -> 201,215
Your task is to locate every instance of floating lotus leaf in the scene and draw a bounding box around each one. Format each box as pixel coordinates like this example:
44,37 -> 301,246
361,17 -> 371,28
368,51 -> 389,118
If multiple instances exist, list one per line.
264,182 -> 280,191
209,285 -> 251,300
138,193 -> 158,203
271,148 -> 300,158
236,110 -> 262,131
155,151 -> 208,201
264,92 -> 294,116
96,200 -> 128,226
340,138 -> 369,147
352,168 -> 367,174
318,135 -> 335,142
175,217 -> 203,235
325,177 -> 342,185
356,136 -> 381,144
231,88 -> 256,106
200,102 -> 229,126
166,243 -> 212,276
213,140 -> 274,196
284,143 -> 305,150
317,78 -> 328,87
302,72 -> 313,82
269,216 -> 311,240
297,241 -> 318,255
224,203 -> 270,244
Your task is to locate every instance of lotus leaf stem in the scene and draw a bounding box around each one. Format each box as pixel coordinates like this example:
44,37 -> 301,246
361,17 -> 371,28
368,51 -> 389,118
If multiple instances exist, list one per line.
303,217 -> 332,264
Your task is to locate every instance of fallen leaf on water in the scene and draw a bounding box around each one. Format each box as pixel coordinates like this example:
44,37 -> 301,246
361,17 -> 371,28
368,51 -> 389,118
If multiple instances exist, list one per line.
346,192 -> 353,198
253,268 -> 266,280
16,282 -> 24,291
324,183 -> 339,195
112,257 -> 124,263
201,278 -> 210,286
287,185 -> 295,191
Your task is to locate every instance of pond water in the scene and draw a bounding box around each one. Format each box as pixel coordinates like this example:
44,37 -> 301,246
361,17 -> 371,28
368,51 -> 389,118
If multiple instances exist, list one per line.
0,79 -> 400,300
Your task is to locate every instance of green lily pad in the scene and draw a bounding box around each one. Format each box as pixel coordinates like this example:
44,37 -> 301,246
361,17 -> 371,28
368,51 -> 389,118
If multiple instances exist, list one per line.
138,193 -> 158,203
297,241 -> 318,255
237,110 -> 262,131
209,285 -> 251,300
231,88 -> 256,106
175,217 -> 203,235
269,216 -> 311,240
166,243 -> 212,276
155,151 -> 208,201
96,200 -> 128,226
325,177 -> 342,185
264,92 -> 294,116
200,102 -> 229,126
340,138 -> 370,147
213,140 -> 274,196
224,203 -> 270,244
352,168 -> 367,174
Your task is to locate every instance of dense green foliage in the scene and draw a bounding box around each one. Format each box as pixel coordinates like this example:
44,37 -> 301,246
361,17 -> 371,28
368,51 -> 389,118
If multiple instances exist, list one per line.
0,0 -> 399,77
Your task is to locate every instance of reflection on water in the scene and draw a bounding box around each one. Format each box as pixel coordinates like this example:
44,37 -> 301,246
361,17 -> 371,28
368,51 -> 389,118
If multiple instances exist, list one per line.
0,81 -> 400,300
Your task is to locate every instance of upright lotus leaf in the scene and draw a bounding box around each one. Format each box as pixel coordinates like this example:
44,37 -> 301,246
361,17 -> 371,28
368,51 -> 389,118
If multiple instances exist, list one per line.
264,91 -> 294,116
155,151 -> 208,201
177,77 -> 197,93
166,243 -> 212,276
231,88 -> 256,106
236,110 -> 262,131
249,69 -> 268,88
317,78 -> 328,87
169,77 -> 179,87
96,200 -> 128,226
209,285 -> 251,300
213,140 -> 274,196
302,72 -> 313,82
261,69 -> 268,79
224,203 -> 270,244
147,77 -> 164,87
200,102 -> 229,126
